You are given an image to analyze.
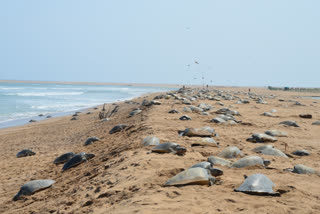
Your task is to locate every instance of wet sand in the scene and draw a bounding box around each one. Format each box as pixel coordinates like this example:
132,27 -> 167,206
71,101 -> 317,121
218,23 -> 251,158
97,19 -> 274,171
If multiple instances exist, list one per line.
0,87 -> 320,214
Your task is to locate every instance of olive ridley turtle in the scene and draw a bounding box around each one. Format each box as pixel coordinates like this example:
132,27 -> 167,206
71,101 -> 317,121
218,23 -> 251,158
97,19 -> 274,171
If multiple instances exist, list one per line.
207,156 -> 232,167
189,161 -> 223,176
231,156 -> 270,168
13,179 -> 55,201
285,164 -> 319,175
164,167 -> 216,186
53,152 -> 76,165
142,136 -> 160,146
246,133 -> 277,143
279,121 -> 299,127
109,124 -> 128,134
16,149 -> 36,158
151,142 -> 187,156
235,174 -> 279,196
219,146 -> 243,159
62,152 -> 95,171
84,136 -> 100,146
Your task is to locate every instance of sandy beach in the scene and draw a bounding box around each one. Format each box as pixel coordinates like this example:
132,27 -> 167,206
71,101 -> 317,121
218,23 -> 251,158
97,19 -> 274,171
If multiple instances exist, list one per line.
0,86 -> 320,214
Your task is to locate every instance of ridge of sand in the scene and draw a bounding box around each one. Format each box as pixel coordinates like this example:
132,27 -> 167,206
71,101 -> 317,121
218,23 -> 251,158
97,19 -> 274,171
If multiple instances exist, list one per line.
0,87 -> 320,214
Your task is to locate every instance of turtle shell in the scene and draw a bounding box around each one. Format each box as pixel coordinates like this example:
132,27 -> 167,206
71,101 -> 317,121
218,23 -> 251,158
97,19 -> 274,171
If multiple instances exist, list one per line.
235,174 -> 279,196
13,179 -> 55,201
165,167 -> 214,186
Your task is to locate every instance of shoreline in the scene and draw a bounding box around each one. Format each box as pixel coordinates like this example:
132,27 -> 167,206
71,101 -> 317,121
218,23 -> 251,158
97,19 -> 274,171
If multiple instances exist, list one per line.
0,79 -> 180,88
0,82 -> 177,130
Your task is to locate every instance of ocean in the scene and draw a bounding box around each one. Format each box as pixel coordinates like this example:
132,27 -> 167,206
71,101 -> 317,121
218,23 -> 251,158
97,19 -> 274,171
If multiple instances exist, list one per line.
0,82 -> 174,129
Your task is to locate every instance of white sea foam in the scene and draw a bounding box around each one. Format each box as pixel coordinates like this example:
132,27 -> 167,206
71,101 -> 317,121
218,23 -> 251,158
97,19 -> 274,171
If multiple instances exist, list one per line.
6,92 -> 84,97
0,82 -> 174,127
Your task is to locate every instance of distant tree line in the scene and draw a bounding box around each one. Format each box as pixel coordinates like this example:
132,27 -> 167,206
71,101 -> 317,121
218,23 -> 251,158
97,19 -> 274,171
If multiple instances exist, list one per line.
268,86 -> 320,93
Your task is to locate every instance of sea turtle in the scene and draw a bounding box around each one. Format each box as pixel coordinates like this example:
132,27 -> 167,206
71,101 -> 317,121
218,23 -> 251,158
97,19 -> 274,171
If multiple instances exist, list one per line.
198,103 -> 213,111
129,108 -> 142,117
84,136 -> 100,146
279,121 -> 299,127
151,142 -> 187,156
299,114 -> 312,119
253,146 -> 288,158
292,150 -> 310,156
109,124 -> 128,134
53,152 -> 76,165
16,149 -> 36,158
164,167 -> 216,186
312,121 -> 320,125
207,156 -> 232,167
142,100 -> 152,106
168,109 -> 179,114
188,106 -> 203,113
265,130 -> 287,137
190,138 -> 219,147
261,112 -> 277,117
71,117 -> 77,120
231,156 -> 270,168
62,152 -> 95,171
219,146 -> 243,159
285,164 -> 319,175
179,115 -> 192,120
189,162 -> 223,176
13,179 -> 55,201
235,174 -> 279,196
142,136 -> 160,146
179,127 -> 215,137
252,145 -> 274,152
246,133 -> 277,143
211,117 -> 226,124
151,100 -> 161,105
183,106 -> 192,113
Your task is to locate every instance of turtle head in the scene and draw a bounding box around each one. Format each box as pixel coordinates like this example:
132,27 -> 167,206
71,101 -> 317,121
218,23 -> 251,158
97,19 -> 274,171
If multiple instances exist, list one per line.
13,192 -> 21,201
208,167 -> 223,177
263,159 -> 271,167
85,153 -> 95,160
175,146 -> 187,156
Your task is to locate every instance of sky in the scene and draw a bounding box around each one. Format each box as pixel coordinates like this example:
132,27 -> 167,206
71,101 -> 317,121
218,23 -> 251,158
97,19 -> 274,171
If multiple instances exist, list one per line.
0,1 -> 319,87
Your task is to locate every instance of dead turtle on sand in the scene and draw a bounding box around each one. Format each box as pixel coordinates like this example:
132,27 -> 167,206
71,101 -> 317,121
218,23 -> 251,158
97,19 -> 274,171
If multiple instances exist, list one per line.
219,146 -> 243,159
142,136 -> 160,146
13,179 -> 55,201
231,156 -> 271,168
279,121 -> 299,127
207,156 -> 232,167
53,152 -> 76,165
164,167 -> 216,186
151,142 -> 187,156
84,136 -> 100,146
253,145 -> 288,158
16,149 -> 36,158
284,164 -> 319,175
109,124 -> 128,134
235,174 -> 280,196
178,127 -> 215,137
265,130 -> 287,137
246,133 -> 277,143
62,152 -> 95,171
189,161 -> 223,177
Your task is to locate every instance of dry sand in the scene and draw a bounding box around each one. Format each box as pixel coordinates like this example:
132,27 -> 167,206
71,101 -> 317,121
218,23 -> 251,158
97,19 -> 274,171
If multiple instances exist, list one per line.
0,87 -> 320,214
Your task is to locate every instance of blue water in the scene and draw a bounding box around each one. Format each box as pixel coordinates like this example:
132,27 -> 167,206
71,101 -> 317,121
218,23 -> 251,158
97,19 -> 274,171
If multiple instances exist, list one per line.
0,82 -> 173,128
